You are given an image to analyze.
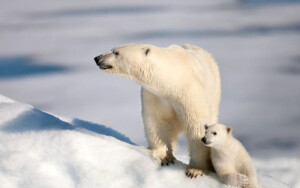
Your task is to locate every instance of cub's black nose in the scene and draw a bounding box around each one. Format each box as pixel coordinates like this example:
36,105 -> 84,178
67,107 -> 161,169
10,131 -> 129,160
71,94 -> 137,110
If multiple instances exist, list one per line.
201,137 -> 206,143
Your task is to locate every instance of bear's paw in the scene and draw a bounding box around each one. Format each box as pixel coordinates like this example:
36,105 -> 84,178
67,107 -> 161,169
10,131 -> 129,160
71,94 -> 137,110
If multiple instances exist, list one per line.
185,168 -> 208,179
236,173 -> 249,187
160,155 -> 176,166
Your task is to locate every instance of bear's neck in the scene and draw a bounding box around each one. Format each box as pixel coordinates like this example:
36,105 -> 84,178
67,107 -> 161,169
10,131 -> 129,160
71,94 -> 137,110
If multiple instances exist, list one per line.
140,71 -> 200,99
141,83 -> 187,100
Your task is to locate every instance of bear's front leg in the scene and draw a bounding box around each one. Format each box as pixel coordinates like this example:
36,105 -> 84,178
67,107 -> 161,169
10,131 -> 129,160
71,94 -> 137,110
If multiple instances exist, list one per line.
186,137 -> 213,178
144,118 -> 177,166
142,88 -> 179,166
143,113 -> 179,166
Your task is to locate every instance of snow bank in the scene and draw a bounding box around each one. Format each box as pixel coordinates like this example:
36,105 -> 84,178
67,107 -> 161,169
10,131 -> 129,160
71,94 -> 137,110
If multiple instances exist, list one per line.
0,95 -> 289,188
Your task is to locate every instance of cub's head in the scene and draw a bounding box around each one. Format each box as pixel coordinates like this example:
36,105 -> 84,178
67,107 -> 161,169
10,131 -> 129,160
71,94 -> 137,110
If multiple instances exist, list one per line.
201,124 -> 232,148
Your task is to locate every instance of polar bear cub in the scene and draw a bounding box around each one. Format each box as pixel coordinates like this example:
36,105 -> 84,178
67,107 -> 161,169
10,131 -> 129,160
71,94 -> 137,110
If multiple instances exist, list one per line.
202,124 -> 262,188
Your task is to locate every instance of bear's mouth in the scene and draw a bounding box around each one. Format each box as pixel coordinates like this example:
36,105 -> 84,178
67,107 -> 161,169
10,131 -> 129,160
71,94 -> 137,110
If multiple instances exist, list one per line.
99,64 -> 113,70
94,56 -> 113,70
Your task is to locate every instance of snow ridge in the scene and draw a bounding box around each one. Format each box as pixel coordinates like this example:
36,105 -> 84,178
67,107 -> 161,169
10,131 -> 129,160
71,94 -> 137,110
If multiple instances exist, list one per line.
0,94 -> 289,188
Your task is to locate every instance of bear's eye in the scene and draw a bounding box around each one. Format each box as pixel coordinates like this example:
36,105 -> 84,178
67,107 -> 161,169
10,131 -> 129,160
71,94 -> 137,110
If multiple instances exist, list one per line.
212,132 -> 217,136
145,48 -> 150,56
113,51 -> 119,56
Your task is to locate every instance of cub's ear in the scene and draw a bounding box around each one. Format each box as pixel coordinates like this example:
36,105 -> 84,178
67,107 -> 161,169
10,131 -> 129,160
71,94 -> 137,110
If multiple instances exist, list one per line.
227,127 -> 232,134
204,125 -> 209,130
144,48 -> 150,56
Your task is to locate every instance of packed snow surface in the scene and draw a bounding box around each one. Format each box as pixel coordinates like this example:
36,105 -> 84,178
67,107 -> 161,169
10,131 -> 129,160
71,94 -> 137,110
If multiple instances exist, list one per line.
0,95 -> 291,188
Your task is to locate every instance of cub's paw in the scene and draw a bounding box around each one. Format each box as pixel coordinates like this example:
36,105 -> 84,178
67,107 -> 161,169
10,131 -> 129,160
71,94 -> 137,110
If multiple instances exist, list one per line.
160,155 -> 176,166
236,174 -> 249,186
185,168 -> 208,179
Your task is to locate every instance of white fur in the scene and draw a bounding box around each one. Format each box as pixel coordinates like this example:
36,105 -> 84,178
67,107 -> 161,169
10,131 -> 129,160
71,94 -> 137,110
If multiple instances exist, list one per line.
96,44 -> 221,174
203,124 -> 262,188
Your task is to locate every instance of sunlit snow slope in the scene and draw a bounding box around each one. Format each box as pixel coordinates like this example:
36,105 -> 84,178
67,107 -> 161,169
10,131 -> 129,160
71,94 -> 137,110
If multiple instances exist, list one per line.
0,95 -> 290,188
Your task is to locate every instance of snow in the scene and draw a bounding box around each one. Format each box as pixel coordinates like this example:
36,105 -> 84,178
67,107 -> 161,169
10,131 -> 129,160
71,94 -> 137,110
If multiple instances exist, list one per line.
0,95 -> 290,188
0,0 -> 300,187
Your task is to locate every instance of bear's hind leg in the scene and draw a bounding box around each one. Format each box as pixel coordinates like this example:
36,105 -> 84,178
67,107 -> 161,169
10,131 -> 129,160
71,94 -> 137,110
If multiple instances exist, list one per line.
186,138 -> 213,178
219,173 -> 249,187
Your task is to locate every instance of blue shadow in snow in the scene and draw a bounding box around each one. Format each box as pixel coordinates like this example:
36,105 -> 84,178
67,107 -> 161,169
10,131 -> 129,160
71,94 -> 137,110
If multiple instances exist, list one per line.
128,23 -> 300,40
1,107 -> 135,145
236,134 -> 299,153
278,56 -> 300,75
1,109 -> 74,132
0,56 -> 68,79
240,0 -> 300,6
72,119 -> 136,145
33,6 -> 166,19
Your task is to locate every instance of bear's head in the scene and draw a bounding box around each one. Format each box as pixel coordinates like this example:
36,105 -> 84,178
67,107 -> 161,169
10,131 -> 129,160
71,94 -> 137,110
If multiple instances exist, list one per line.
94,44 -> 188,95
94,44 -> 151,78
201,124 -> 232,148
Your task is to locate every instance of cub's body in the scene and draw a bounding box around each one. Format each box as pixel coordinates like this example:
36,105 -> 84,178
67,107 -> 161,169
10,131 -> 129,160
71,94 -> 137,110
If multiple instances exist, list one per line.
202,124 -> 262,188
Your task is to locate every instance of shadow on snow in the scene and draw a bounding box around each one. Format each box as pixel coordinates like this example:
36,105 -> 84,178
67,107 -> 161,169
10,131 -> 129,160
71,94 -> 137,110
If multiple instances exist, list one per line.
0,56 -> 68,79
32,6 -> 167,19
127,23 -> 300,40
1,107 -> 135,145
72,118 -> 135,145
239,0 -> 300,6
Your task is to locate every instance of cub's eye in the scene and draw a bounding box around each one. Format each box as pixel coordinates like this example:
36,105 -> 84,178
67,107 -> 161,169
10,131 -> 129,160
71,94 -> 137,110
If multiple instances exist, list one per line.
212,132 -> 217,136
113,51 -> 119,56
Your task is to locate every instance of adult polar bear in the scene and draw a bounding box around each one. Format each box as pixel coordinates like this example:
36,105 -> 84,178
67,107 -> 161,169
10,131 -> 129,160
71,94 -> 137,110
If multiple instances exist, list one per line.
94,44 -> 221,177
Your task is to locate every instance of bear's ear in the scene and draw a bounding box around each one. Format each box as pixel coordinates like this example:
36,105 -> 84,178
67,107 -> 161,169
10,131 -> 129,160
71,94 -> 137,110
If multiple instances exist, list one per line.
144,48 -> 150,56
204,124 -> 208,130
227,127 -> 232,134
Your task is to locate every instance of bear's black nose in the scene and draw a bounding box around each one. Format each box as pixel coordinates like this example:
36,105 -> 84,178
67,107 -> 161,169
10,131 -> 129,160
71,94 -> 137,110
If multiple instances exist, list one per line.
201,137 -> 206,144
94,56 -> 100,65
